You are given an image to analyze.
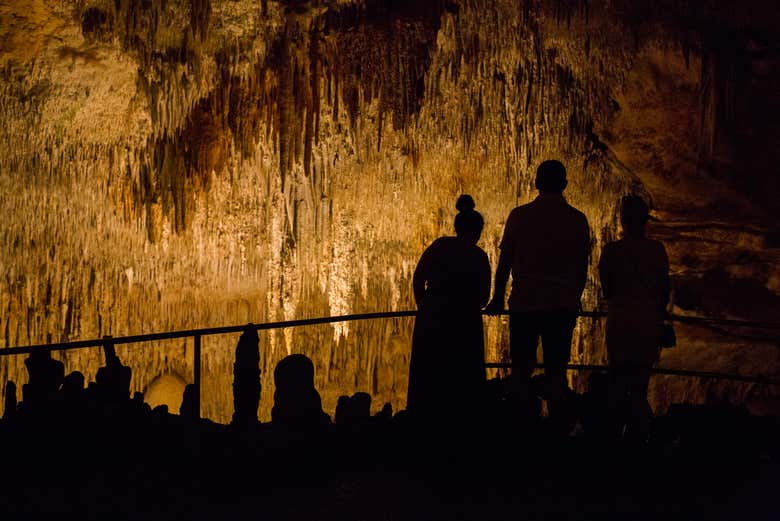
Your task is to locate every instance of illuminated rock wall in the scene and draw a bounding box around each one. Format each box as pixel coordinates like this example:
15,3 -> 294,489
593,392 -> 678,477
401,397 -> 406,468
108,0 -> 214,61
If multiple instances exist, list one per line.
1,0 -> 778,421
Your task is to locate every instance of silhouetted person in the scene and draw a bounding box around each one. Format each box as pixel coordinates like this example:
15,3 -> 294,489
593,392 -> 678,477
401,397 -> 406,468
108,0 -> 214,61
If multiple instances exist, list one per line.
152,404 -> 169,417
336,392 -> 372,426
598,195 -> 669,443
60,371 -> 85,420
132,391 -> 151,415
336,395 -> 351,425
22,349 -> 65,412
3,381 -> 16,421
486,160 -> 590,430
376,402 -> 393,423
232,325 -> 261,427
95,338 -> 132,407
407,195 -> 491,420
351,392 -> 371,418
271,354 -> 329,429
180,383 -> 199,420
61,371 -> 85,398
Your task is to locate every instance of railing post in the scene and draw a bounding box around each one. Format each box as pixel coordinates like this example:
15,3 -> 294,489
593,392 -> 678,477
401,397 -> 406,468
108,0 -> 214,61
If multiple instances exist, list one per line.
193,334 -> 201,419
102,335 -> 117,366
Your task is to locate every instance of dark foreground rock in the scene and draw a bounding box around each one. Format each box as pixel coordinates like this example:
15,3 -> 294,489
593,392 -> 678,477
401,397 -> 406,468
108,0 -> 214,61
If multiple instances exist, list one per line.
0,402 -> 778,520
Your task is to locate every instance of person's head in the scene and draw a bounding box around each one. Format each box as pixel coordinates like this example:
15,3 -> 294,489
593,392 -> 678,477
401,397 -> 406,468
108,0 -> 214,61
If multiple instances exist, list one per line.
535,160 -> 568,194
620,195 -> 652,237
454,194 -> 484,243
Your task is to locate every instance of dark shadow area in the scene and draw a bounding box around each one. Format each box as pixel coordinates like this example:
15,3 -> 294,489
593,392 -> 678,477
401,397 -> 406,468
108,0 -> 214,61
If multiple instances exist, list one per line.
1,334 -> 779,520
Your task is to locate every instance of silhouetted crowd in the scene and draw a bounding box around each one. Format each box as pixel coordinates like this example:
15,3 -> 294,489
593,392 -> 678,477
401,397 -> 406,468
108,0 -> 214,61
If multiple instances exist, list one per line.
1,322 -> 778,519
409,160 -> 673,444
2,322 -> 778,449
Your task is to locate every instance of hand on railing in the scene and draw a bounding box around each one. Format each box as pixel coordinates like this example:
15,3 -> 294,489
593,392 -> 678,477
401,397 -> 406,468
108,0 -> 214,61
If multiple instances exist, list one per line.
484,298 -> 505,316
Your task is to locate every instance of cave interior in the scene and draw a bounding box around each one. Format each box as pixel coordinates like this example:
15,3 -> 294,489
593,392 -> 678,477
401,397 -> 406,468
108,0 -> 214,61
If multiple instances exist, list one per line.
1,0 -> 779,421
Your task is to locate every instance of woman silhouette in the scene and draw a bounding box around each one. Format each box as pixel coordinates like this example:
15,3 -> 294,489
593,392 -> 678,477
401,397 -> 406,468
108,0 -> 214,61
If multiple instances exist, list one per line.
598,195 -> 670,442
407,195 -> 491,420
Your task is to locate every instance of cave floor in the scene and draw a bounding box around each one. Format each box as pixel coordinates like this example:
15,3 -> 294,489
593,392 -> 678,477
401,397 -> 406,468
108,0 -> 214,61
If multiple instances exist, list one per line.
1,410 -> 778,520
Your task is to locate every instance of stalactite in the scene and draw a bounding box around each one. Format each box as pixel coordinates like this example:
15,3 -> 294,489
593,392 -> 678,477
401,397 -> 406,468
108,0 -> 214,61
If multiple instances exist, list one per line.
190,0 -> 212,40
2,0 -> 776,421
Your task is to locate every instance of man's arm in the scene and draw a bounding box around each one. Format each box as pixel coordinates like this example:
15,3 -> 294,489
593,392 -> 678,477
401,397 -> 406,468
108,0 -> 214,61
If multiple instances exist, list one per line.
412,243 -> 435,307
575,217 -> 591,299
486,211 -> 515,314
485,248 -> 512,314
597,245 -> 611,300
658,243 -> 671,316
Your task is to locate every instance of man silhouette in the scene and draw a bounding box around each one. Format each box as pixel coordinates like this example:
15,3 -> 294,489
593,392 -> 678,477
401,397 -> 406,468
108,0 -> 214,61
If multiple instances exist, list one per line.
486,160 -> 590,428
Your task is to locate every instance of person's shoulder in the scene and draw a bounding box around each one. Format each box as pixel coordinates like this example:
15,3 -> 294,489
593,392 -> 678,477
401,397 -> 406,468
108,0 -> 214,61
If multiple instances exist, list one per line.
560,203 -> 589,237
437,235 -> 461,247
565,202 -> 589,224
634,237 -> 665,250
511,200 -> 540,218
647,238 -> 668,257
472,243 -> 490,259
469,245 -> 491,270
503,205 -> 527,226
424,236 -> 449,252
508,204 -> 530,216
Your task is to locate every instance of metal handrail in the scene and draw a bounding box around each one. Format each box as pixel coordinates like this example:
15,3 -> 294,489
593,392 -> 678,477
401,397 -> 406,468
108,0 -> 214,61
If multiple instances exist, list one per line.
485,363 -> 780,386
0,311 -> 420,356
2,310 -> 779,418
2,309 -> 778,356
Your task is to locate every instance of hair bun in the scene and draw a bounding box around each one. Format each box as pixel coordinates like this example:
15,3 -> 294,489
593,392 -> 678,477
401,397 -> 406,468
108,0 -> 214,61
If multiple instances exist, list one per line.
456,194 -> 475,212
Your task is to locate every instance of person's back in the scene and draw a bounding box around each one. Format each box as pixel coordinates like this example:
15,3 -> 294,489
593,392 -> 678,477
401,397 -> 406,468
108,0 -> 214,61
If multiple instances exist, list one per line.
407,195 -> 491,419
23,351 -> 65,411
487,160 -> 590,432
599,196 -> 670,365
599,237 -> 668,314
415,236 -> 490,312
598,195 -> 670,443
502,195 -> 590,311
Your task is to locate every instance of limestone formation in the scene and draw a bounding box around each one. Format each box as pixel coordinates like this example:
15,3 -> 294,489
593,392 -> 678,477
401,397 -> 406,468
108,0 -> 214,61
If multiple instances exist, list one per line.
1,1 -> 778,421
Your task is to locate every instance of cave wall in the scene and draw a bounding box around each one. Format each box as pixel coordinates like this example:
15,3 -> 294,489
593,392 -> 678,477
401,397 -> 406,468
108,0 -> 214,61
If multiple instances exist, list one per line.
1,0 -> 778,421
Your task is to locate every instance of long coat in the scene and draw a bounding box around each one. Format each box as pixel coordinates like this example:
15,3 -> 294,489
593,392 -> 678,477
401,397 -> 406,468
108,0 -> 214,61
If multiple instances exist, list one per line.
407,237 -> 491,417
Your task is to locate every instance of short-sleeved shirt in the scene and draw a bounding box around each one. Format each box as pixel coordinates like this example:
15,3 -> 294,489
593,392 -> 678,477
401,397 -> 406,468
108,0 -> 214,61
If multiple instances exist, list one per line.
597,238 -> 669,313
598,237 -> 670,363
499,194 -> 591,312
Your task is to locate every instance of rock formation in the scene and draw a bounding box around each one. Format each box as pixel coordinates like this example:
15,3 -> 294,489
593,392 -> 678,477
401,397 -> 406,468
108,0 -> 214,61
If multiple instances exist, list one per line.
1,0 -> 778,421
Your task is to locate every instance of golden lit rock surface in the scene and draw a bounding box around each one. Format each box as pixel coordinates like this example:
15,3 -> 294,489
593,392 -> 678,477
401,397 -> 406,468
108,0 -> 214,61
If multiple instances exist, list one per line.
1,0 -> 778,421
